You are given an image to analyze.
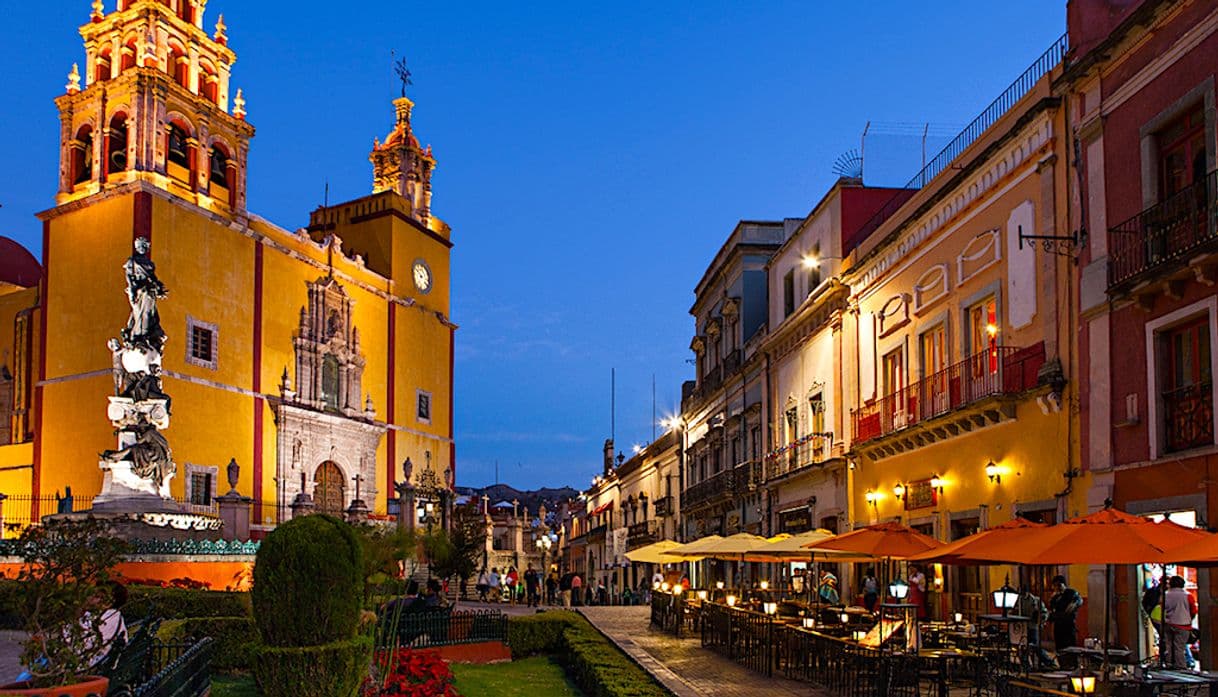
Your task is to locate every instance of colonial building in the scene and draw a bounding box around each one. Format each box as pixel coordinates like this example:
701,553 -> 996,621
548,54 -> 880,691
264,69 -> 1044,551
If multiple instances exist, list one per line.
758,179 -> 912,547
841,36 -> 1080,618
1063,0 -> 1218,661
677,222 -> 792,547
0,0 -> 455,533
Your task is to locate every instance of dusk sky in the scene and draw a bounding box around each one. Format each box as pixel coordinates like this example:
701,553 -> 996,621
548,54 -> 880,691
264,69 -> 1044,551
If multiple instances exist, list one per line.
0,2 -> 1064,492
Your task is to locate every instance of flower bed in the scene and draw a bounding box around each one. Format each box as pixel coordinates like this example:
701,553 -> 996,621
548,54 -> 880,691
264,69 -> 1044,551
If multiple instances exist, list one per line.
364,648 -> 457,697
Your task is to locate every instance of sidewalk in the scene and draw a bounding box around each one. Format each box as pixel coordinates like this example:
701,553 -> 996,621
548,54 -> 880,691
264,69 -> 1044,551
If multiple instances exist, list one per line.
580,606 -> 828,697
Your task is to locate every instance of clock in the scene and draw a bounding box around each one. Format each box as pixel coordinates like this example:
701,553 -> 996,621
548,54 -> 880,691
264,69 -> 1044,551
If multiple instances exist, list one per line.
412,260 -> 432,293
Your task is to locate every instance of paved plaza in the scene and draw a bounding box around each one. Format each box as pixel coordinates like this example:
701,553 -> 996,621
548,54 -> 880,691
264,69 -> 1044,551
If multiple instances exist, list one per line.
580,606 -> 829,697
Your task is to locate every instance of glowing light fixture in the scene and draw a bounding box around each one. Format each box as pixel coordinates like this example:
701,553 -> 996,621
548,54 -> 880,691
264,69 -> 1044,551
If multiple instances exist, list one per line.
1069,673 -> 1096,694
893,483 -> 906,500
801,255 -> 820,269
840,612 -> 851,625
697,590 -> 708,601
888,578 -> 909,600
661,582 -> 671,592
985,461 -> 1001,484
759,580 -> 769,590
985,323 -> 999,338
930,475 -> 945,493
953,612 -> 963,624
763,602 -> 778,615
992,576 -> 1018,616
726,595 -> 737,607
673,584 -> 684,596
716,581 -> 725,590
802,617 -> 816,629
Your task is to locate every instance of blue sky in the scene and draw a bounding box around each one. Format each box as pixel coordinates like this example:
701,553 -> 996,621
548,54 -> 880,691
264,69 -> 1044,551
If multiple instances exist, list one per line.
0,1 -> 1065,491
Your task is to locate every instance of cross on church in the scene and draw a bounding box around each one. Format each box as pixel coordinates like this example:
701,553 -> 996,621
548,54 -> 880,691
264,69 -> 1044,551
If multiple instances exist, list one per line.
394,56 -> 413,98
352,472 -> 364,501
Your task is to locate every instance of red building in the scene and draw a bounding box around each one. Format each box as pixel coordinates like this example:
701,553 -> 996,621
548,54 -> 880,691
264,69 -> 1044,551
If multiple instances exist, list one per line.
1066,0 -> 1218,663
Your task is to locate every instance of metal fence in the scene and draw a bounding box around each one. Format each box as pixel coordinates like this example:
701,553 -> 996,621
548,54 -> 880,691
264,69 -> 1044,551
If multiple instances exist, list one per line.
128,637 -> 213,697
1109,167 -> 1218,290
383,608 -> 508,649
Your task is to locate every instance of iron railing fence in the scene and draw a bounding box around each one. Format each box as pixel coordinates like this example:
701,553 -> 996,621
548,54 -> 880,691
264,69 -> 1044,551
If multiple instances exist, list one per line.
1108,168 -> 1218,290
851,34 -> 1069,248
127,637 -> 213,697
1163,381 -> 1215,454
852,345 -> 1045,443
381,608 -> 508,649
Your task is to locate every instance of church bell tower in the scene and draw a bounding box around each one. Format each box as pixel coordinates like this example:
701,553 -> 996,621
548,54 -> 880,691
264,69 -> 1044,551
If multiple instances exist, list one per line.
370,96 -> 436,227
54,0 -> 254,214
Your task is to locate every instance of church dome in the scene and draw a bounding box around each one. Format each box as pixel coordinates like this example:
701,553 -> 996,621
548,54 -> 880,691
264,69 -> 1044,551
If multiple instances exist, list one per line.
0,237 -> 41,288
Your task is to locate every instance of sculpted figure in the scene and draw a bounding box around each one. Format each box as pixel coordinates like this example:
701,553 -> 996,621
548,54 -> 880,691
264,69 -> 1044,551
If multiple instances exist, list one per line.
100,421 -> 174,486
122,237 -> 168,352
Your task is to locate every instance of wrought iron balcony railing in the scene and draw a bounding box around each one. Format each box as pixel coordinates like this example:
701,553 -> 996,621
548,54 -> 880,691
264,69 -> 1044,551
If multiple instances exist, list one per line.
764,433 -> 834,481
653,495 -> 673,518
851,345 -> 1044,444
682,460 -> 758,509
1163,382 -> 1214,454
627,520 -> 657,546
1109,168 -> 1218,291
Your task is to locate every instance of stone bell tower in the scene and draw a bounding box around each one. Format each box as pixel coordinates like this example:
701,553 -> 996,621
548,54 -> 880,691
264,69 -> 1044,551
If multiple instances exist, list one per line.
54,0 -> 254,213
369,95 -> 436,226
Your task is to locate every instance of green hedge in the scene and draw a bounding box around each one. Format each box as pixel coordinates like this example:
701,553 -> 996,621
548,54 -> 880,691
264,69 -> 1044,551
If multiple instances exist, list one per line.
158,617 -> 258,672
252,515 -> 363,647
253,635 -> 372,697
125,586 -> 251,621
507,612 -> 670,697
0,581 -> 250,630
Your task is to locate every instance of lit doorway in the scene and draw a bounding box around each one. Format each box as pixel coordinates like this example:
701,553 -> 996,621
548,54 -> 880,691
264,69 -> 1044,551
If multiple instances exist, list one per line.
1138,510 -> 1200,668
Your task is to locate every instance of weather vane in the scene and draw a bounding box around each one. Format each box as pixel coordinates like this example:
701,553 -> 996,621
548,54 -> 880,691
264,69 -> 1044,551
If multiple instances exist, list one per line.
393,54 -> 413,98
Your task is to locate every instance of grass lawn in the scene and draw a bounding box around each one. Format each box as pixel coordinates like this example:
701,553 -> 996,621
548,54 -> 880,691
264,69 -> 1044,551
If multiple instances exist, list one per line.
452,656 -> 583,696
211,674 -> 259,697
209,658 -> 583,697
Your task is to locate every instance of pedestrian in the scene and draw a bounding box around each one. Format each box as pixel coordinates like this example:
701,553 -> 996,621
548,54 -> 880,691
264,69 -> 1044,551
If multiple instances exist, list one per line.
861,569 -> 879,613
546,568 -> 559,605
506,566 -> 519,605
1163,575 -> 1197,669
571,572 -> 583,606
1048,574 -> 1083,665
908,564 -> 928,619
1016,584 -> 1052,669
596,578 -> 607,605
817,569 -> 840,605
559,569 -> 574,607
476,568 -> 490,603
1141,579 -> 1163,647
524,563 -> 540,608
488,567 -> 501,603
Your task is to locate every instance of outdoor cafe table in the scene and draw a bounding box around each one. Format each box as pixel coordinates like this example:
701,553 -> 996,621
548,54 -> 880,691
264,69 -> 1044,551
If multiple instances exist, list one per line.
1058,645 -> 1135,667
1111,669 -> 1218,696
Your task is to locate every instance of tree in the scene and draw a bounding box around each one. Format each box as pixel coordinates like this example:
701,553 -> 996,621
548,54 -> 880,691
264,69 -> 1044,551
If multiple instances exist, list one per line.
430,503 -> 484,592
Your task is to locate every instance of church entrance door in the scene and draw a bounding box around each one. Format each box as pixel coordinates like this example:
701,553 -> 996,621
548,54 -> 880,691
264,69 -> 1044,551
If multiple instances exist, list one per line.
314,461 -> 345,515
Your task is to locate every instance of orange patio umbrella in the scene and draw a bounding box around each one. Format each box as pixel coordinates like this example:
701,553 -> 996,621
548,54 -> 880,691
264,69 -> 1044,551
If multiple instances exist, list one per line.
905,518 -> 1047,565
1162,528 -> 1218,567
951,508 -> 1211,566
803,521 -> 943,559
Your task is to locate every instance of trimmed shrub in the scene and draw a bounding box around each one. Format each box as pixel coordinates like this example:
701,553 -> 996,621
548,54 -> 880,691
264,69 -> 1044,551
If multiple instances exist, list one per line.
506,612 -> 670,697
125,585 -> 251,621
158,616 -> 258,672
252,514 -> 363,647
253,635 -> 373,697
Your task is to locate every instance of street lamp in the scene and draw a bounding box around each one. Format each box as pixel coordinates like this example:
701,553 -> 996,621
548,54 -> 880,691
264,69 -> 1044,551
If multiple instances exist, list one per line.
1069,672 -> 1096,694
992,576 -> 1018,617
888,578 -> 909,601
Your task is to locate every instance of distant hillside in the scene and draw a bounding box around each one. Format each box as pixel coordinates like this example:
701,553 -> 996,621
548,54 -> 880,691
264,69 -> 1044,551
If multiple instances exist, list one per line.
455,483 -> 579,516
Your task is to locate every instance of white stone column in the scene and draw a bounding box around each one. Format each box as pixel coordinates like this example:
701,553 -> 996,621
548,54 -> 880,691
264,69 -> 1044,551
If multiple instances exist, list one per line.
188,43 -> 200,94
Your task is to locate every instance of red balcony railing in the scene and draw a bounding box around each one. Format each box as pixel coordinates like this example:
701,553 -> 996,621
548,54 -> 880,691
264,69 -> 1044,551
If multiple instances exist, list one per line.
1109,168 -> 1218,291
851,344 -> 1045,444
1163,382 -> 1214,453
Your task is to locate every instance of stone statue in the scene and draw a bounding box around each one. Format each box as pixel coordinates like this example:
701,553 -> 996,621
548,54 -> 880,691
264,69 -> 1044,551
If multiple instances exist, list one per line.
100,421 -> 173,486
122,237 -> 168,352
402,457 -> 413,484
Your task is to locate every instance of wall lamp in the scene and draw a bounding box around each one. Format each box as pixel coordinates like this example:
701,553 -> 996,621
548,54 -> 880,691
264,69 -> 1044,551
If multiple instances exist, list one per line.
930,475 -> 945,494
893,482 -> 906,501
985,461 -> 1001,484
864,489 -> 880,509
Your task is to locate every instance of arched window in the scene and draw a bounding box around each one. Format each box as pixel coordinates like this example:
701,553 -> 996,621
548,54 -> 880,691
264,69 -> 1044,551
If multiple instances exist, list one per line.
72,126 -> 94,185
120,38 -> 137,72
168,43 -> 188,89
321,354 -> 340,410
107,114 -> 127,176
95,49 -> 112,83
199,62 -> 218,103
209,145 -> 229,188
167,123 -> 190,168
314,461 -> 345,515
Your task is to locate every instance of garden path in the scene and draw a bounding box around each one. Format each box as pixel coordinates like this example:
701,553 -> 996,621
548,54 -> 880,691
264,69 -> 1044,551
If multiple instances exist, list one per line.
0,630 -> 25,681
580,606 -> 831,697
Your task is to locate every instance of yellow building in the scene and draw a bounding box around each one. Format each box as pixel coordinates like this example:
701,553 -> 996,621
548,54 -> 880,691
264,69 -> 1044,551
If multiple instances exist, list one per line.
0,0 -> 454,533
841,59 -> 1086,616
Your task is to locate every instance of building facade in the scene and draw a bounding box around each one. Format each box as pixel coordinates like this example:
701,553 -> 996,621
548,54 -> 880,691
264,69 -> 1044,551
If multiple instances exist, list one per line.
0,0 -> 455,533
1064,0 -> 1218,662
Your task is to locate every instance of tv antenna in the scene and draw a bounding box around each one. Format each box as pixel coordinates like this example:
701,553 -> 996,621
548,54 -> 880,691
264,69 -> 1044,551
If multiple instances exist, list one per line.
832,149 -> 863,179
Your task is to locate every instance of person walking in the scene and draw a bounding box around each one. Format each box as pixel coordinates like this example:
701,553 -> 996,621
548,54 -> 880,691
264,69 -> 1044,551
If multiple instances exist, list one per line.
908,565 -> 928,620
1048,574 -> 1083,666
1163,575 -> 1197,669
488,567 -> 502,603
546,567 -> 559,605
476,568 -> 490,603
1016,584 -> 1052,669
559,569 -> 574,608
524,564 -> 540,608
571,572 -> 583,607
506,567 -> 519,605
861,569 -> 879,613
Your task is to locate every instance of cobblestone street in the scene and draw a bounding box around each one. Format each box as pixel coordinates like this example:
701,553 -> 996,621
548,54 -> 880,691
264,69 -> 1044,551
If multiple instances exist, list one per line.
580,606 -> 829,697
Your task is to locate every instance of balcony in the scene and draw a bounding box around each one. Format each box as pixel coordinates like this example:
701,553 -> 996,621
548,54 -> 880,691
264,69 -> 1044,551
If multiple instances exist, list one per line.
764,433 -> 835,482
851,345 -> 1045,450
627,520 -> 657,547
1163,382 -> 1214,454
682,461 -> 758,511
1109,169 -> 1218,293
653,495 -> 673,518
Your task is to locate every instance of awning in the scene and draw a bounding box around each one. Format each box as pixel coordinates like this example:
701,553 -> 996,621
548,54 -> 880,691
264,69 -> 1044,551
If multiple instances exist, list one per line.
590,501 -> 614,516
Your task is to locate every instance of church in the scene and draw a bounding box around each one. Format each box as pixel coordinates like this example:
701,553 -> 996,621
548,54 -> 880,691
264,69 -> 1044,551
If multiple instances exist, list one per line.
0,0 -> 455,534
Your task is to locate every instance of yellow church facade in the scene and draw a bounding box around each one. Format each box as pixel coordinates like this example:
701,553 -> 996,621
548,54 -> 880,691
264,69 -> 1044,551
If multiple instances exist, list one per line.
0,0 -> 455,533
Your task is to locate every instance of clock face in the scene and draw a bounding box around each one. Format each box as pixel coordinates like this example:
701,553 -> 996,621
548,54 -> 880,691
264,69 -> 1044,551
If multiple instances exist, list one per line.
412,261 -> 432,293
